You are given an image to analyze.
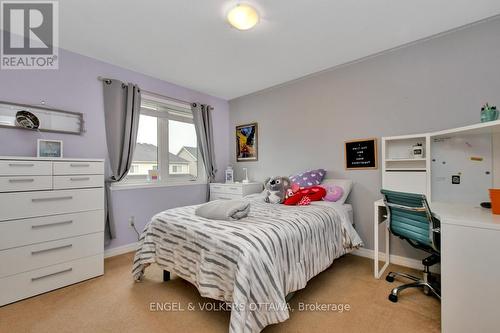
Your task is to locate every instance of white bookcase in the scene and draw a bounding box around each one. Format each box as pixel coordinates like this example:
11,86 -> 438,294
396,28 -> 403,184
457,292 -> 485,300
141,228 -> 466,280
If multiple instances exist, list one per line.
382,134 -> 431,199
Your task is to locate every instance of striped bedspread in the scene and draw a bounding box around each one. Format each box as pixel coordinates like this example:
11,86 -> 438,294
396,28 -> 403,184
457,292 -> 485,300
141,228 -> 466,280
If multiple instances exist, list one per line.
132,198 -> 363,333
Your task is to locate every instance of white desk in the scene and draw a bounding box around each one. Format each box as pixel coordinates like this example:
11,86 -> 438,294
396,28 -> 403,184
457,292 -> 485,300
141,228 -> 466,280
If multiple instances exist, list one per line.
435,202 -> 500,333
373,199 -> 500,333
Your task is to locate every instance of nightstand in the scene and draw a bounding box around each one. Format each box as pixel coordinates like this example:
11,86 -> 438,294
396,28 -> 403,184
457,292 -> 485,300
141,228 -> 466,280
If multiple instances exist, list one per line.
209,182 -> 263,201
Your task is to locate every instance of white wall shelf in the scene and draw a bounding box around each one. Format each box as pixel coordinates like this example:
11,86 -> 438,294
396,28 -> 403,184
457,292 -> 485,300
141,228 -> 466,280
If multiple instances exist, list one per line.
385,158 -> 426,162
432,119 -> 500,139
386,168 -> 427,171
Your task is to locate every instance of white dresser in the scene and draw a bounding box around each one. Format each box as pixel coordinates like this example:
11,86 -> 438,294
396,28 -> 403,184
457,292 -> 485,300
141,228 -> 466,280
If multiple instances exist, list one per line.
209,182 -> 263,201
0,157 -> 105,306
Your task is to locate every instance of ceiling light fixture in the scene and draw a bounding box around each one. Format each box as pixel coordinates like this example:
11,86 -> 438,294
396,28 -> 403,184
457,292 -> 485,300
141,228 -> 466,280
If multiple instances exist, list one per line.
227,4 -> 259,30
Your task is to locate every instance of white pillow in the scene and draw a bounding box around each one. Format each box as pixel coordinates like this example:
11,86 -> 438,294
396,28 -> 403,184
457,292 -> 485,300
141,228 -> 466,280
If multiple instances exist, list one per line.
320,178 -> 353,204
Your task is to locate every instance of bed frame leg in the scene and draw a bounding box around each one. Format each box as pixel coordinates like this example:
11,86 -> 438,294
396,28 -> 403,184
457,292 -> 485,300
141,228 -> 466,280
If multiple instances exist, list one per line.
163,270 -> 170,282
285,291 -> 295,302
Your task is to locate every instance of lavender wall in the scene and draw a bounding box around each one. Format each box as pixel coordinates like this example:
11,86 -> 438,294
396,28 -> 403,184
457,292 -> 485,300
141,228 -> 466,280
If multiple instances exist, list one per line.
0,48 -> 230,249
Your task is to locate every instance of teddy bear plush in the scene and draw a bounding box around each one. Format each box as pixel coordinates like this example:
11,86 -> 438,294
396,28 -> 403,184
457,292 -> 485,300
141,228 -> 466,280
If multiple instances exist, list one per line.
264,176 -> 291,204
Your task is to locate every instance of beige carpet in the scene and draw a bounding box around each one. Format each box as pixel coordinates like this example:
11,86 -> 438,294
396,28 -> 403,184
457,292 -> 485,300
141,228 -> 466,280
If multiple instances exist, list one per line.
0,253 -> 440,333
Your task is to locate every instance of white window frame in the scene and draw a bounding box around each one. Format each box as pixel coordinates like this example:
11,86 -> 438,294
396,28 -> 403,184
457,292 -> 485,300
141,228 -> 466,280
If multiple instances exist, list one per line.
112,93 -> 206,190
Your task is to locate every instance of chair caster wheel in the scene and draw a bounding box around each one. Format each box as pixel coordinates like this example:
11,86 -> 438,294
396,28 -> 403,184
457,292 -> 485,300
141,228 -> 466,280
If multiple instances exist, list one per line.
388,294 -> 398,303
386,275 -> 395,283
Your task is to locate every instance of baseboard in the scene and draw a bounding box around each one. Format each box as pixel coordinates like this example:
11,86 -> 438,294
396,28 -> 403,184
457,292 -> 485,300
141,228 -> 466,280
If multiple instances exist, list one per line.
104,242 -> 138,258
351,247 -> 440,273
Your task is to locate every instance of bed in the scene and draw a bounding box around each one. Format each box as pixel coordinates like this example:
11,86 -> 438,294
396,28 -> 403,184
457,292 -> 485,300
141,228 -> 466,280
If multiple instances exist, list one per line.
133,192 -> 363,333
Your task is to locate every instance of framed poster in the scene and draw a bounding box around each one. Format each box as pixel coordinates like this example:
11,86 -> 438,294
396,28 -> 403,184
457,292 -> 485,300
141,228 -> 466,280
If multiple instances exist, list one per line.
236,123 -> 258,162
345,138 -> 378,170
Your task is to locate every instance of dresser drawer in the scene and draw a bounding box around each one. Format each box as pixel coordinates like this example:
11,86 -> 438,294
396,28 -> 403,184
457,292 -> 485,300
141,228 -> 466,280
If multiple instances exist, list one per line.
53,175 -> 104,190
210,193 -> 243,201
210,184 -> 243,195
0,188 -> 104,221
0,232 -> 103,278
0,210 -> 104,250
0,254 -> 103,306
53,161 -> 104,175
0,160 -> 52,176
0,175 -> 52,192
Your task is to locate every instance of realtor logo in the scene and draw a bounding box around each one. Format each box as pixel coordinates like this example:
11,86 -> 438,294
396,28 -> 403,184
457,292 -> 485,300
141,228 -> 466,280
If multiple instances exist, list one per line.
1,1 -> 58,69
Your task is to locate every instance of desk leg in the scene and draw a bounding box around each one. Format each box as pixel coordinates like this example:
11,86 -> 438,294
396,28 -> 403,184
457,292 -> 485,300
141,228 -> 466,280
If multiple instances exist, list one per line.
374,204 -> 390,279
374,204 -> 379,278
383,223 -> 390,275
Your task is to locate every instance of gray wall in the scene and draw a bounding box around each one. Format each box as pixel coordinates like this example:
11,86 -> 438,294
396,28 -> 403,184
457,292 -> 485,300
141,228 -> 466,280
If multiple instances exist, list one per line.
229,17 -> 500,259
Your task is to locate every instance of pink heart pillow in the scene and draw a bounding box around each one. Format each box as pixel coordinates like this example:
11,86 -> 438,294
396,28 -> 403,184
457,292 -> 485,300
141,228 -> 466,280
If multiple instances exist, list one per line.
321,185 -> 344,202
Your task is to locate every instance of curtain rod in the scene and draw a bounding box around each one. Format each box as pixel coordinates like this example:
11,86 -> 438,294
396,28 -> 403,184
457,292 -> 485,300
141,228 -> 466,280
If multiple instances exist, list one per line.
97,76 -> 195,107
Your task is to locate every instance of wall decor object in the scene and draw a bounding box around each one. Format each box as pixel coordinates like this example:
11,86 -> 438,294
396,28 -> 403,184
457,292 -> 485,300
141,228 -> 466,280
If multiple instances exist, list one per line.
480,103 -> 498,123
236,122 -> 258,162
0,101 -> 84,135
345,138 -> 378,170
15,110 -> 40,129
242,167 -> 249,183
37,139 -> 63,158
225,166 -> 234,183
412,142 -> 425,159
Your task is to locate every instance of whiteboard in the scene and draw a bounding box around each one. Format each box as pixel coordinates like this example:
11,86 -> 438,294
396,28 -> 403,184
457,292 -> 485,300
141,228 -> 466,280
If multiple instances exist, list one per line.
431,134 -> 492,204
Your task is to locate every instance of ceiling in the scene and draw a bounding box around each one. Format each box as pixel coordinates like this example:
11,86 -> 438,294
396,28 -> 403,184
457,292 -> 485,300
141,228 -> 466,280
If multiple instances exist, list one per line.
60,1 -> 500,100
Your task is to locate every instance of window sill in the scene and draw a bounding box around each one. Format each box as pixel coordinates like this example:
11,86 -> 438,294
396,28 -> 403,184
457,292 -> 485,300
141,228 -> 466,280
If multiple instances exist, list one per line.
110,180 -> 207,191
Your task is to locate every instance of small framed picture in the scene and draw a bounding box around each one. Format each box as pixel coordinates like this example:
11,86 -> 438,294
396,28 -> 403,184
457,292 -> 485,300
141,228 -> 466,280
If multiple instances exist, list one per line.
236,122 -> 258,162
225,168 -> 234,183
37,139 -> 63,158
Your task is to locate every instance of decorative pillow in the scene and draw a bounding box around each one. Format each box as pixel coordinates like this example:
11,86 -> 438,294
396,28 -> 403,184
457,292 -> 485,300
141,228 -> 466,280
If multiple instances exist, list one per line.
320,179 -> 353,204
283,186 -> 326,205
289,169 -> 326,189
321,185 -> 344,202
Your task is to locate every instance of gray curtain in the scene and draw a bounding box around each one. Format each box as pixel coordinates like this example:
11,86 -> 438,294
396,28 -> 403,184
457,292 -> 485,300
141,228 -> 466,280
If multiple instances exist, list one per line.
102,79 -> 141,241
192,103 -> 217,199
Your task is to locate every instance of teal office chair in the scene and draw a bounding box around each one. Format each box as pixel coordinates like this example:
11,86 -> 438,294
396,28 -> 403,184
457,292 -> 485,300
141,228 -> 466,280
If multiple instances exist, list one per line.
380,189 -> 441,302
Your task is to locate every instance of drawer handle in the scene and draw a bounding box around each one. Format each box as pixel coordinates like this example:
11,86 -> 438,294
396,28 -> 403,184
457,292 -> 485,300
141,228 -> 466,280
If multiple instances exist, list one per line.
229,187 -> 239,190
70,163 -> 90,167
31,268 -> 73,282
32,196 -> 73,202
32,220 -> 73,229
218,197 -> 232,200
8,178 -> 35,183
8,163 -> 34,167
70,177 -> 90,181
31,244 -> 73,255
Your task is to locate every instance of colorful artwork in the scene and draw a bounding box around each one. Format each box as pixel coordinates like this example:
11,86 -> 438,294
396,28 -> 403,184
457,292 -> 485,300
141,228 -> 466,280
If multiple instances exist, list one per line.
236,123 -> 258,161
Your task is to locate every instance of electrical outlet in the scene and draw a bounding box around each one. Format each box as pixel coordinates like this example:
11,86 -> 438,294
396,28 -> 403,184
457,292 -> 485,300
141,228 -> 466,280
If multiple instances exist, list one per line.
128,216 -> 135,227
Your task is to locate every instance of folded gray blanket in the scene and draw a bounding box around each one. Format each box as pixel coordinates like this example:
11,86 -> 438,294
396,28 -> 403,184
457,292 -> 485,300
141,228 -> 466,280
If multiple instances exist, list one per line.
195,200 -> 250,221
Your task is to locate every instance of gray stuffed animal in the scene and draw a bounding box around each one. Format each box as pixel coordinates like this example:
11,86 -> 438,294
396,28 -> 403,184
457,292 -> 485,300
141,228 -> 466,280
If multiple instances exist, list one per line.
264,176 -> 291,204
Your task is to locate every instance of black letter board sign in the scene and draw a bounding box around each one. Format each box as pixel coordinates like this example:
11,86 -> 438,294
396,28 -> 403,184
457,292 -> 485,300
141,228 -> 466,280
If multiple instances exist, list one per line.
345,138 -> 378,170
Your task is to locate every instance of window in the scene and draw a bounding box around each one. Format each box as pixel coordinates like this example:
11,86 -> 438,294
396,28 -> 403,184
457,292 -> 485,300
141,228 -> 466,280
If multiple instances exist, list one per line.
123,93 -> 205,186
